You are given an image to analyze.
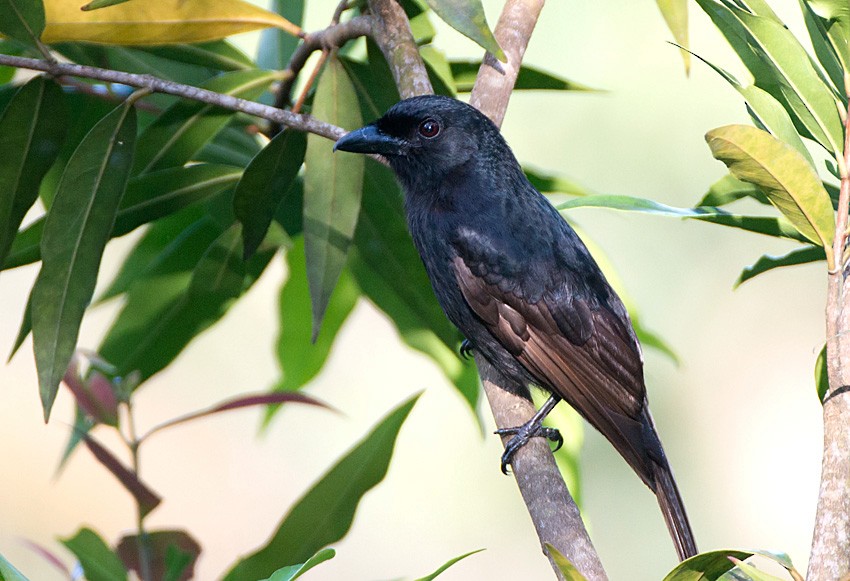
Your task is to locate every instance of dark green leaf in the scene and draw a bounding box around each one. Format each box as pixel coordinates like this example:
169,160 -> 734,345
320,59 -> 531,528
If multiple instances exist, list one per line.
60,528 -> 127,581
801,0 -> 845,95
223,394 -> 421,581
544,544 -> 588,581
424,0 -> 504,60
133,69 -> 277,175
696,174 -> 766,207
816,344 -> 829,402
663,549 -> 753,580
31,100 -> 136,421
525,166 -> 596,196
414,549 -> 484,581
340,44 -> 400,120
736,245 -> 824,286
304,57 -> 364,341
0,76 -> 66,270
195,120 -> 264,167
260,548 -> 336,581
421,45 -> 457,96
137,41 -> 254,71
98,224 -> 251,381
234,129 -> 306,259
0,552 -> 28,581
450,61 -> 597,92
81,0 -> 131,10
258,0 -> 304,71
268,238 -> 359,403
0,0 -> 45,48
706,125 -> 835,248
657,0 -> 690,73
8,287 -> 32,361
805,0 -> 850,74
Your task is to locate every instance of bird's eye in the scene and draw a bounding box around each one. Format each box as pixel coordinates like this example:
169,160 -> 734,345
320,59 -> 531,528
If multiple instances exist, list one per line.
418,118 -> 440,138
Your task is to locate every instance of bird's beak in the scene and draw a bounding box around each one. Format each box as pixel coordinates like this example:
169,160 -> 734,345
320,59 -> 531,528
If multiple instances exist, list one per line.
333,124 -> 403,156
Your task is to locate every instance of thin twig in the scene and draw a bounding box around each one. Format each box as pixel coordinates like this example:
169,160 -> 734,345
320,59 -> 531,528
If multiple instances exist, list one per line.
0,54 -> 348,141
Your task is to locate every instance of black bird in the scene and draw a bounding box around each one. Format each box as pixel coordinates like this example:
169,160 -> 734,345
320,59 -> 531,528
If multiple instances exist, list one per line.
334,95 -> 698,560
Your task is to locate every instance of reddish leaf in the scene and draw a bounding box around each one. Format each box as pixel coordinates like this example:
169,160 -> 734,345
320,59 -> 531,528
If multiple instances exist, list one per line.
116,530 -> 201,581
62,358 -> 119,426
83,435 -> 161,517
144,391 -> 332,438
21,539 -> 69,577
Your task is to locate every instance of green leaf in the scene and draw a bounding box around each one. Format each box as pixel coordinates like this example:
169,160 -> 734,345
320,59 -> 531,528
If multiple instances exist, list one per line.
224,394 -> 421,581
115,530 -> 201,581
683,46 -> 815,166
31,100 -> 136,421
8,287 -> 32,361
728,558 -> 788,581
558,194 -> 699,216
60,528 -> 127,581
81,0 -> 132,10
0,552 -> 29,581
304,57 -> 364,341
133,69 -> 277,175
0,76 -> 66,270
340,44 -> 400,119
449,62 -> 597,93
736,245 -> 824,286
706,125 -> 835,248
258,0 -> 304,70
656,0 -> 690,73
137,41 -> 255,71
801,0 -> 846,95
806,0 -> 850,73
234,129 -> 306,259
816,344 -> 829,402
544,544 -> 588,581
424,0 -> 504,60
271,237 -> 358,396
350,162 -> 478,414
98,224 -> 251,381
696,174 -> 765,207
260,548 -> 336,581
525,166 -> 595,196
421,45 -> 457,97
0,0 -> 45,48
662,549 -> 752,580
414,549 -> 484,581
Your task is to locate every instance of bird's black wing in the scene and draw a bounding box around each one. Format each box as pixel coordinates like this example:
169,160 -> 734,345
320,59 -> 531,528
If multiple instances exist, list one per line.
452,229 -> 657,486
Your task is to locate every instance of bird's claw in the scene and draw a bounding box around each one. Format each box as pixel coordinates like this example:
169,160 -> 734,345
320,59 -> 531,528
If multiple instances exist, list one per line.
459,339 -> 473,359
495,424 -> 563,474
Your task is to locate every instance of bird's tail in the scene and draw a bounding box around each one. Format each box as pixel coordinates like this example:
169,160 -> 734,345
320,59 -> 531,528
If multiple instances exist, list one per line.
653,458 -> 698,561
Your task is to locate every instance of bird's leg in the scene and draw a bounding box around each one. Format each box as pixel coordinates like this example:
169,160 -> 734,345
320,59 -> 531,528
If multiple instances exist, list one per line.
495,395 -> 563,474
459,338 -> 473,359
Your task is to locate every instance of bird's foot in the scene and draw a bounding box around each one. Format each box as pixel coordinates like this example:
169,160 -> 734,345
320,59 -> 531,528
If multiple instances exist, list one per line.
459,339 -> 473,359
495,422 -> 563,475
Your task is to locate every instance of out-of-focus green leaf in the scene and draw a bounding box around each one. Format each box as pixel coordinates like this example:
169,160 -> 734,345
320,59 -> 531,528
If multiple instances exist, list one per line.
544,544 -> 588,581
421,45 -> 456,96
0,76 -> 65,270
138,41 -> 254,71
98,224 -> 253,381
696,174 -> 766,207
559,194 -> 699,216
224,394 -> 421,581
728,558 -> 791,581
683,46 -> 814,166
525,167 -> 595,196
736,245 -> 824,286
304,56 -> 364,341
706,125 -> 835,248
414,549 -> 484,581
8,288 -> 32,361
450,61 -> 598,93
42,0 -> 300,45
81,0 -> 131,11
696,0 -> 843,155
816,344 -> 829,402
0,552 -> 29,581
267,237 -> 358,408
0,0 -> 45,48
234,129 -> 305,259
351,161 -> 478,413
806,0 -> 850,73
260,548 -> 336,581
133,69 -> 277,175
424,0 -> 504,60
258,0 -> 303,70
656,0 -> 690,73
31,100 -> 136,421
662,549 -> 752,580
60,528 -> 127,581
801,0 -> 846,95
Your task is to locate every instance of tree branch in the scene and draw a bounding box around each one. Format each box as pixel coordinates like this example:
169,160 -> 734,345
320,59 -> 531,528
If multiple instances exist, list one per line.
367,0 -> 433,99
809,73 -> 850,581
0,54 -> 347,141
468,0 -> 607,578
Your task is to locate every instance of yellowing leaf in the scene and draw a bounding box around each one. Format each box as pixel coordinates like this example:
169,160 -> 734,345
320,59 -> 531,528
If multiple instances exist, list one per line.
42,0 -> 300,45
706,124 -> 835,249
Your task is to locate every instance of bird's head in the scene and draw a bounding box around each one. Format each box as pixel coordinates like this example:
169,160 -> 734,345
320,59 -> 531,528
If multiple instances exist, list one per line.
334,95 -> 503,188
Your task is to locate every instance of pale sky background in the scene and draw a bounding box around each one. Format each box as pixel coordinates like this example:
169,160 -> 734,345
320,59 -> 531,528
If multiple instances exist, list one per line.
0,0 -> 828,580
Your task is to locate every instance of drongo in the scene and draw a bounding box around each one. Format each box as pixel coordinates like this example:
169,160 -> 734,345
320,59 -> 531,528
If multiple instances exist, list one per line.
334,95 -> 697,560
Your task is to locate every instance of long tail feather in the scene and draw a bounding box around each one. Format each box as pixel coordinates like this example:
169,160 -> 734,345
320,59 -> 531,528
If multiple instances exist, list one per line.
653,459 -> 698,560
